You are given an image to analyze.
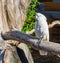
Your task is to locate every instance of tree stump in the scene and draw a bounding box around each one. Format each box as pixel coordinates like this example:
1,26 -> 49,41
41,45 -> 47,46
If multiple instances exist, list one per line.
0,0 -> 34,63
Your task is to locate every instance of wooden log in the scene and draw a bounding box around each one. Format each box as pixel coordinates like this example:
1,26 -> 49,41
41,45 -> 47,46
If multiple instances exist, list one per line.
37,2 -> 60,11
45,2 -> 60,11
2,31 -> 60,54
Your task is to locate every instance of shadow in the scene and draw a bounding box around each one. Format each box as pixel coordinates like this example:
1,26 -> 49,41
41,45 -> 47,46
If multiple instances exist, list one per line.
16,47 -> 28,63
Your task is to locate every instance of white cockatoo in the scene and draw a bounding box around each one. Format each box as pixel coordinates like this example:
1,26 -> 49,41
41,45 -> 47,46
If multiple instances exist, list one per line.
35,13 -> 49,55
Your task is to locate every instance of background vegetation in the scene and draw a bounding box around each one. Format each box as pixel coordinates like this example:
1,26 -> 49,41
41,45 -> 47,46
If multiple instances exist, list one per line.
22,0 -> 38,33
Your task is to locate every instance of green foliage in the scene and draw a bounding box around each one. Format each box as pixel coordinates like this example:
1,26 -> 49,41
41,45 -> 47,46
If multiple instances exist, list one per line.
22,0 -> 38,32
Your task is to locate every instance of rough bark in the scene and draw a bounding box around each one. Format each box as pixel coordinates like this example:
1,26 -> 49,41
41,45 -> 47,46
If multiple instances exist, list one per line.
6,0 -> 31,30
4,45 -> 22,63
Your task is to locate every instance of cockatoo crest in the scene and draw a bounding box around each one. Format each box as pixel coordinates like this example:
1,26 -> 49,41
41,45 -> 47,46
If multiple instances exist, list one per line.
36,13 -> 47,21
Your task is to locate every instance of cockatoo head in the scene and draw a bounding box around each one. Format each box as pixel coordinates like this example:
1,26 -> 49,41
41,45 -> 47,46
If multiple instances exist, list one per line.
35,13 -> 47,21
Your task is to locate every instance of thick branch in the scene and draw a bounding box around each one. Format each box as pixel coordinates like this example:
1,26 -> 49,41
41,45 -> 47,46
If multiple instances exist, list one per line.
1,31 -> 60,54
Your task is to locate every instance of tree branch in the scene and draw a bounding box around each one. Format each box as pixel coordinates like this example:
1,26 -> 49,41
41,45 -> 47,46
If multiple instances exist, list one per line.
48,20 -> 60,28
26,29 -> 35,35
1,31 -> 60,54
